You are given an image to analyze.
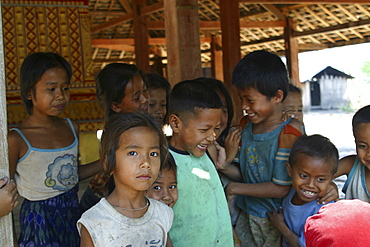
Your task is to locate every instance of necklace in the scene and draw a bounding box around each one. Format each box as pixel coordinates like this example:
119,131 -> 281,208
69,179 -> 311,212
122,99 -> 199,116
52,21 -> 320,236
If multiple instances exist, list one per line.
112,197 -> 149,211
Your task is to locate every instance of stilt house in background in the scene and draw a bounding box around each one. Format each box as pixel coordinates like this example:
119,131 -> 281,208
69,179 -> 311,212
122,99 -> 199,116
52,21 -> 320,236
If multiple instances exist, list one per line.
302,66 -> 354,110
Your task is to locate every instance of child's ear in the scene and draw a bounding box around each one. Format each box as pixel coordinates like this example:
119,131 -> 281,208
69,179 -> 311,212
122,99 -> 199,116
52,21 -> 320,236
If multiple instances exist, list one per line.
111,102 -> 122,113
27,89 -> 33,100
286,163 -> 293,178
273,89 -> 284,103
169,114 -> 181,134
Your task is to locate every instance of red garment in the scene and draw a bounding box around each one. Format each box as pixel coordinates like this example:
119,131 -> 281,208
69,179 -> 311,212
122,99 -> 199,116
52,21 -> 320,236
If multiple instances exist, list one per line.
304,199 -> 370,246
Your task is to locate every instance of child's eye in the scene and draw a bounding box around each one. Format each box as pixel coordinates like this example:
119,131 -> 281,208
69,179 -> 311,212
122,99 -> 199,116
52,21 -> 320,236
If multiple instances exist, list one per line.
300,174 -> 307,179
317,178 -> 326,183
132,97 -> 140,101
150,152 -> 159,157
149,103 -> 155,107
128,151 -> 138,156
153,185 -> 162,190
161,104 -> 167,107
63,87 -> 70,91
47,88 -> 56,91
358,144 -> 367,149
169,185 -> 177,189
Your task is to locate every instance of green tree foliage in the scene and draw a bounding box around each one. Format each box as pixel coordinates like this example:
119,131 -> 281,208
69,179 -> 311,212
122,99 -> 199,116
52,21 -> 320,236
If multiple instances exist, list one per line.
361,61 -> 370,79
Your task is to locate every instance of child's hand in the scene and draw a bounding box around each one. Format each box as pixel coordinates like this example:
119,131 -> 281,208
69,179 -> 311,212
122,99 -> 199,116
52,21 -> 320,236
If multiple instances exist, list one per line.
0,177 -> 18,217
224,127 -> 242,163
317,181 -> 339,204
214,142 -> 227,170
266,207 -> 285,231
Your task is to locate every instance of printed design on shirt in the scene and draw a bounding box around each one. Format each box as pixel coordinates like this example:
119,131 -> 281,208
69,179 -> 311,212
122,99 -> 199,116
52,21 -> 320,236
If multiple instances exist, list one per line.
246,146 -> 258,165
45,154 -> 78,191
125,239 -> 162,247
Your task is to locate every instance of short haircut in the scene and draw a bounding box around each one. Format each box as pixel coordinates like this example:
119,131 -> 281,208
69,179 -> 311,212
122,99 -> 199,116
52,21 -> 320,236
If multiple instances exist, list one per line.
288,83 -> 302,94
352,105 -> 370,134
95,63 -> 145,120
232,50 -> 289,101
195,77 -> 234,146
289,134 -> 339,174
168,79 -> 223,122
101,112 -> 168,195
20,52 -> 72,115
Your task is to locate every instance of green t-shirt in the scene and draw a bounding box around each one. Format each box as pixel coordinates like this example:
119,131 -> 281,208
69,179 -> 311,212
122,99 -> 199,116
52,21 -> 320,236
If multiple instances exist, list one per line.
169,147 -> 233,247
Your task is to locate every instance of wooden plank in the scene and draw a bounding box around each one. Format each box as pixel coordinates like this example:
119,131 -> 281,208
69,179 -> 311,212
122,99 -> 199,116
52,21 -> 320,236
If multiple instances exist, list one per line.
0,0 -> 13,245
147,20 -> 286,29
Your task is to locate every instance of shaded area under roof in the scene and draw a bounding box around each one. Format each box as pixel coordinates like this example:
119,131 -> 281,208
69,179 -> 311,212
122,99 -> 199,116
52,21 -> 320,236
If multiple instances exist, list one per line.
312,66 -> 354,80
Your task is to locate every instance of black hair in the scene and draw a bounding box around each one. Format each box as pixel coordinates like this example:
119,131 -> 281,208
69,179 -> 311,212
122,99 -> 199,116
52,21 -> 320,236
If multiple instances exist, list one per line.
289,134 -> 338,174
194,77 -> 234,146
168,79 -> 223,122
232,50 -> 289,101
161,153 -> 177,175
101,112 -> 168,195
352,105 -> 370,134
95,63 -> 145,120
146,73 -> 171,124
20,52 -> 72,115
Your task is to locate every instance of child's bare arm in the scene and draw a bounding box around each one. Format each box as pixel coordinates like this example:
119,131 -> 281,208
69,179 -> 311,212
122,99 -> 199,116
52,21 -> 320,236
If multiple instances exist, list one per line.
225,181 -> 290,201
8,131 -> 21,179
214,142 -> 243,182
166,233 -> 173,247
78,160 -> 101,181
267,208 -> 300,247
318,182 -> 338,204
80,224 -> 95,247
335,155 -> 356,178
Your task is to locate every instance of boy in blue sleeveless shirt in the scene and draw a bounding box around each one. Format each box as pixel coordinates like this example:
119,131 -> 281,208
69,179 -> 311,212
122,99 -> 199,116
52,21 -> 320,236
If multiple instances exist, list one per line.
168,79 -> 234,247
218,50 -> 303,246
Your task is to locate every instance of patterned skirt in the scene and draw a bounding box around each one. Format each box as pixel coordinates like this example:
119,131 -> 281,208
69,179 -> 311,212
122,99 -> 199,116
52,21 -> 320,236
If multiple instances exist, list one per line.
18,185 -> 81,247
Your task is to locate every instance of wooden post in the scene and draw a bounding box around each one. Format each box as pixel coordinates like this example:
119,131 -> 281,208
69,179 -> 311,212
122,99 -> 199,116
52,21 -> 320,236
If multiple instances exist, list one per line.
284,17 -> 300,85
164,0 -> 202,86
211,35 -> 224,81
133,0 -> 150,72
219,0 -> 243,124
0,1 -> 14,245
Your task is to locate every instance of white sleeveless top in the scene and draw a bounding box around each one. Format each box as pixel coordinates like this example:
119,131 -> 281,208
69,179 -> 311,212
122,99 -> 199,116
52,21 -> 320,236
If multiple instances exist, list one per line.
12,118 -> 79,201
342,156 -> 370,202
77,198 -> 174,247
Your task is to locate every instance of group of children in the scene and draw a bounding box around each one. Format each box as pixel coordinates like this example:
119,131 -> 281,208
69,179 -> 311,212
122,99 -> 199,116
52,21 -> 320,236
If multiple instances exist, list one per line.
2,49 -> 370,247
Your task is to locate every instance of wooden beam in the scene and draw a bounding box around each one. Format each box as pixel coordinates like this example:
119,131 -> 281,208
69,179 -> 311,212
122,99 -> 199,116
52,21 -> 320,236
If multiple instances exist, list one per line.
133,0 -> 150,72
260,4 -> 285,20
91,2 -> 164,34
210,35 -> 224,81
239,0 -> 370,3
284,17 -> 300,85
147,20 -> 285,29
91,37 -> 212,47
220,0 -> 243,124
164,0 -> 202,85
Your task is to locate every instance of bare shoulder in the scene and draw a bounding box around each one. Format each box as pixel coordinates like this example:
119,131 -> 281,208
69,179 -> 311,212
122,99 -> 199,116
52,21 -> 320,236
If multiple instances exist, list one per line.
287,118 -> 304,134
69,118 -> 80,135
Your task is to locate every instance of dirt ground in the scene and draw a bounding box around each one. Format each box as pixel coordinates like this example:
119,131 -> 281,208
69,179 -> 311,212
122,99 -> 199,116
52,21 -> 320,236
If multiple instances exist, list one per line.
12,109 -> 356,237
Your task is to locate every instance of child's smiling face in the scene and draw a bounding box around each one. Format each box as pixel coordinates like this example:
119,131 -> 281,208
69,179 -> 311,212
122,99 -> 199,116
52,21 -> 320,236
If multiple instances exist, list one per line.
287,153 -> 336,205
146,168 -> 178,208
354,123 -> 370,170
170,108 -> 222,157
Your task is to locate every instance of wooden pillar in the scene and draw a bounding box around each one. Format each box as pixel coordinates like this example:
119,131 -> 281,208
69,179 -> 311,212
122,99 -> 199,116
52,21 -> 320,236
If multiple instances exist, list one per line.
284,17 -> 300,85
219,0 -> 243,124
0,1 -> 13,245
133,0 -> 150,72
211,35 -> 224,81
164,0 -> 202,86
